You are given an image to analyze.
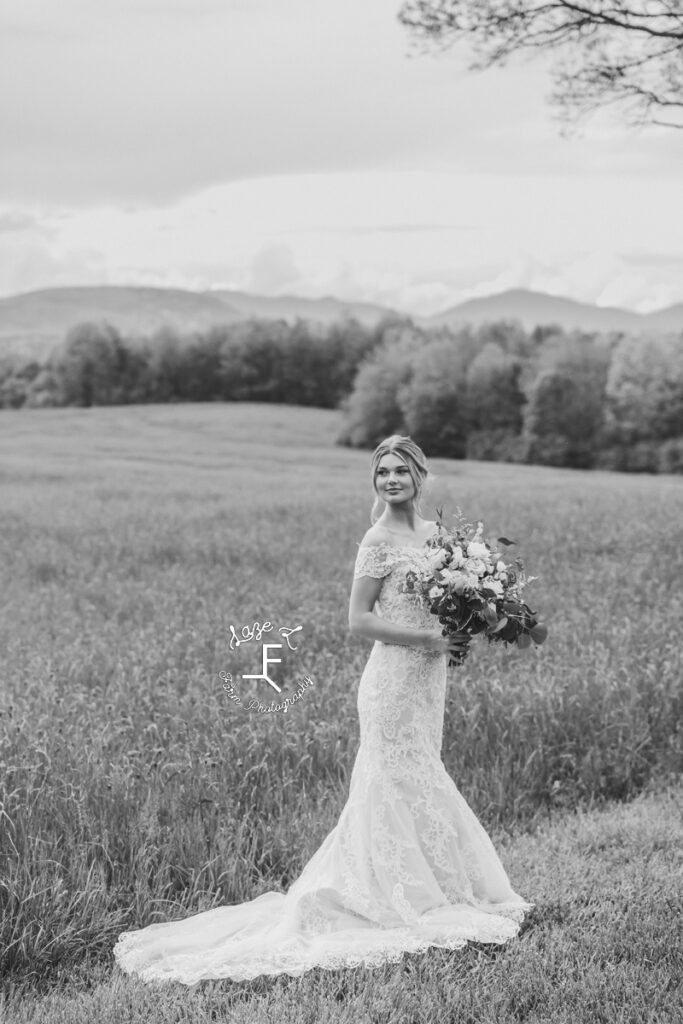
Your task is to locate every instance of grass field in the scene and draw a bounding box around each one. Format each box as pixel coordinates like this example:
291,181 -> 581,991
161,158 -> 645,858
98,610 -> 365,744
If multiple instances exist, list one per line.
1,402 -> 681,1023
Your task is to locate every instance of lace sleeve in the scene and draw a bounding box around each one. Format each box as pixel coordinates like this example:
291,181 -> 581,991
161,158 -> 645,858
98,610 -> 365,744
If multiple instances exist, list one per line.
353,543 -> 392,580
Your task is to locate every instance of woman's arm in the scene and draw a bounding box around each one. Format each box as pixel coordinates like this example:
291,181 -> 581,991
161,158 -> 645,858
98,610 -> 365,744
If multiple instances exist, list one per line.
348,563 -> 470,657
348,573 -> 433,648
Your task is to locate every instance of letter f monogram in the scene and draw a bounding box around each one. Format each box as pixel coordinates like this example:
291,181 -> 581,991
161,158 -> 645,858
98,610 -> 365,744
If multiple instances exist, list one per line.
242,644 -> 283,693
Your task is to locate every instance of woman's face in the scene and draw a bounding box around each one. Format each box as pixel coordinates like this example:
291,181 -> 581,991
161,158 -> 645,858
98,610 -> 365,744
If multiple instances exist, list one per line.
374,453 -> 416,507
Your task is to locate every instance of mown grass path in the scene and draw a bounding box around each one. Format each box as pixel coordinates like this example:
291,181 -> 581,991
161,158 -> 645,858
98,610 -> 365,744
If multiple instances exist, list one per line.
3,781 -> 680,1024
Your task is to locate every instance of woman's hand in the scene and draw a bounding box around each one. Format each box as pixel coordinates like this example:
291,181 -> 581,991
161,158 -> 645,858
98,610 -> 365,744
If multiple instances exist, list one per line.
421,628 -> 470,657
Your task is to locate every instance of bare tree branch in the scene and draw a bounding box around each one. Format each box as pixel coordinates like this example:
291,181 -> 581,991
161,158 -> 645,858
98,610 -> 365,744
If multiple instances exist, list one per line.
398,0 -> 683,127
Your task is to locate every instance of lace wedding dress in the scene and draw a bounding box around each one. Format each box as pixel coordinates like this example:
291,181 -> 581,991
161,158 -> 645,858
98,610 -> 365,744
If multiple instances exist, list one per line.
113,540 -> 534,985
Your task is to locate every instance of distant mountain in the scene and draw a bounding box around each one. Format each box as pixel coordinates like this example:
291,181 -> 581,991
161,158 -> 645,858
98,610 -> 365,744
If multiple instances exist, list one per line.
0,284 -> 681,363
0,286 -> 244,361
0,285 -> 397,361
207,289 -> 396,327
426,288 -> 645,333
642,302 -> 683,332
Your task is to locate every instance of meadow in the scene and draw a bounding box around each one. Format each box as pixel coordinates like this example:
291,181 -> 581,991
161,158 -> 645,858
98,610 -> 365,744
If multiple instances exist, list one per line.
0,402 -> 681,1023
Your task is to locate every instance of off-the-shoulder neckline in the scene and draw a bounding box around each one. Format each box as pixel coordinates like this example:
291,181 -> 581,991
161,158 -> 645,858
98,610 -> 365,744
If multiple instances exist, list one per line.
358,534 -> 438,553
358,521 -> 439,553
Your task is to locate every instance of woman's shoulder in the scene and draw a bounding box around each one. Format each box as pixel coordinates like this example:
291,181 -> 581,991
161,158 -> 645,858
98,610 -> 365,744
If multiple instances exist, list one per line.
358,525 -> 393,549
357,519 -> 437,549
353,528 -> 395,581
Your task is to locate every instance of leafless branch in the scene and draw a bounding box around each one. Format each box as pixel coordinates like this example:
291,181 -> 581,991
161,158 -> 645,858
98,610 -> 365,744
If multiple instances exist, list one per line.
398,0 -> 683,127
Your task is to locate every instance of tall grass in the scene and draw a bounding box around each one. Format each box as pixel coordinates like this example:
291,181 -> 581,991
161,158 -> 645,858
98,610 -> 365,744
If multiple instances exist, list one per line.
0,403 -> 681,999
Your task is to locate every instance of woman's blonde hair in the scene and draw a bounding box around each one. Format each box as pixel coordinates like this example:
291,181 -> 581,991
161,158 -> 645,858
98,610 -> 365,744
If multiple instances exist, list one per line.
369,435 -> 430,524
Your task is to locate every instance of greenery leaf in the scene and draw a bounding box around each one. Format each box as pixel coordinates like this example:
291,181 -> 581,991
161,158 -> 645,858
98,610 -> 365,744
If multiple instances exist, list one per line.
530,622 -> 548,644
482,603 -> 498,627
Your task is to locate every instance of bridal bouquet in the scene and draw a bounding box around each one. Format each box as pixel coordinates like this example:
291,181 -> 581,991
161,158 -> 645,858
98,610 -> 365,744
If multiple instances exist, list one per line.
400,507 -> 547,667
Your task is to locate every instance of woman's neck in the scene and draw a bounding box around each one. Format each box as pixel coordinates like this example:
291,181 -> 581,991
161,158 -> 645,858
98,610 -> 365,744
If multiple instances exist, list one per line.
377,509 -> 429,535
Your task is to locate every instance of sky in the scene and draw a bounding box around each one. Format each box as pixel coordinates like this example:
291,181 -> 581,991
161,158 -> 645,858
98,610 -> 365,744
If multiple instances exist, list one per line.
1,0 -> 682,315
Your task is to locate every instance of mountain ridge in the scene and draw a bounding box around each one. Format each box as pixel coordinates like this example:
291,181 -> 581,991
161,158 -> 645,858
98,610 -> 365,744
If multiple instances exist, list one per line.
0,284 -> 680,361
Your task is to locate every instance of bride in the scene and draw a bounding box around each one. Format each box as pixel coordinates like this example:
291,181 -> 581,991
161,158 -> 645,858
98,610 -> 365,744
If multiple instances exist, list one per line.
113,434 -> 534,985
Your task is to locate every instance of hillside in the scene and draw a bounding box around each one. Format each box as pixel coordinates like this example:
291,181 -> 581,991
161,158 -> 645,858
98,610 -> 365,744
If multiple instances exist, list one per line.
427,288 -> 644,333
1,284 -> 681,363
208,289 -> 396,327
0,286 -> 398,362
0,286 -> 243,362
643,301 -> 683,332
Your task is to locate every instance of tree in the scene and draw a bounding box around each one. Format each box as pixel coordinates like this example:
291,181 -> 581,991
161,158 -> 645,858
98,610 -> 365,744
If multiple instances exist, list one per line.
465,341 -> 526,432
55,322 -> 130,406
523,355 -> 607,468
462,341 -> 528,461
336,326 -> 424,447
24,366 -> 64,408
398,1 -> 683,129
0,357 -> 41,409
144,327 -> 188,402
227,319 -> 292,403
604,332 -> 683,443
280,319 -> 335,406
324,318 -> 384,405
474,320 -> 533,360
397,332 -> 476,457
179,334 -> 223,402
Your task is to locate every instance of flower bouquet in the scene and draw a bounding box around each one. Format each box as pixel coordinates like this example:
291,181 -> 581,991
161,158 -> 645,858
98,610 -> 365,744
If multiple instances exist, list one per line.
400,506 -> 547,667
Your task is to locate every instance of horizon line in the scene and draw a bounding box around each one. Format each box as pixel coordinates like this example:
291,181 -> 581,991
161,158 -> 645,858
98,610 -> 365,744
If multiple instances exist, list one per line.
0,280 -> 680,319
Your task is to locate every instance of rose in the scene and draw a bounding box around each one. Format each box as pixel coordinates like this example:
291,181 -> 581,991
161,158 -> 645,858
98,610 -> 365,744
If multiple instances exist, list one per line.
467,540 -> 489,560
439,568 -> 460,587
484,578 -> 504,597
450,572 -> 479,594
428,584 -> 443,600
428,549 -> 448,571
450,545 -> 465,568
440,569 -> 469,594
464,557 -> 487,577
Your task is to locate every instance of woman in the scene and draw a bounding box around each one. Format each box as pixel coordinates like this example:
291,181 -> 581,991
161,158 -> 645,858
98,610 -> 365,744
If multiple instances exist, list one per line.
113,435 -> 533,985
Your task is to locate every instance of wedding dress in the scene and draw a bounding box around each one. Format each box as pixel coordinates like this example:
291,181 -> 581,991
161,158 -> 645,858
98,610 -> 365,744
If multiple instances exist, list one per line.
113,539 -> 533,986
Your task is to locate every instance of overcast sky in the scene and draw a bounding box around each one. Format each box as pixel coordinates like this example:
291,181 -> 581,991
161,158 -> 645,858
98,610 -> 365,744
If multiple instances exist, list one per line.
1,0 -> 682,314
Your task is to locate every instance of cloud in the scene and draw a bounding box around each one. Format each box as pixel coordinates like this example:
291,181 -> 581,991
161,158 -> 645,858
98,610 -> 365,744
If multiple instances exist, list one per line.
131,0 -> 260,13
621,251 -> 683,269
0,210 -> 45,234
0,230 -> 106,297
1,168 -> 681,314
279,223 -> 474,236
247,244 -> 301,294
464,250 -> 683,315
1,0 -> 681,208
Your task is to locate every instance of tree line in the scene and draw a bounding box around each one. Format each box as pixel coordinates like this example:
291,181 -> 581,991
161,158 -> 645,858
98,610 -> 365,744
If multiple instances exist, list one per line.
1,314 -> 682,474
338,320 -> 683,474
0,317 -> 387,411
